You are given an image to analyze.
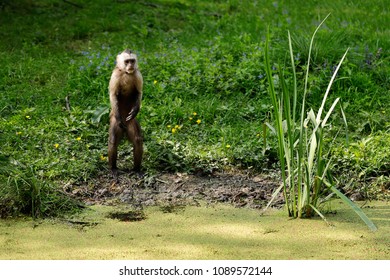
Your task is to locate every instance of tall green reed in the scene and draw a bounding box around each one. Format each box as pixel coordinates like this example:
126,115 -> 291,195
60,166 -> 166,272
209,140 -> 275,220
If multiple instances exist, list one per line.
264,15 -> 377,231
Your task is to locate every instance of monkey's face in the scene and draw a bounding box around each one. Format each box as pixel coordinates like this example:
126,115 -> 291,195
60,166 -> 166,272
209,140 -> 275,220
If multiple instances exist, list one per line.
117,51 -> 138,74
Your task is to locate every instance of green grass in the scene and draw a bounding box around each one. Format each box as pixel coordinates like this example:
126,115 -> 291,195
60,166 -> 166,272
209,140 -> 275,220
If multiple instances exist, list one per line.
1,201 -> 389,259
0,0 -> 389,217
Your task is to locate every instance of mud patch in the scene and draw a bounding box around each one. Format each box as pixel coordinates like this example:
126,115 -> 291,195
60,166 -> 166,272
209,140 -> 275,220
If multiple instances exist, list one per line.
159,204 -> 186,214
62,220 -> 99,231
64,170 -> 283,209
107,210 -> 146,222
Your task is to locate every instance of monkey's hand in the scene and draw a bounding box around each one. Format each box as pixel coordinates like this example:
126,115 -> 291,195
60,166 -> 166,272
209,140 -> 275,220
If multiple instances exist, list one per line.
126,108 -> 139,121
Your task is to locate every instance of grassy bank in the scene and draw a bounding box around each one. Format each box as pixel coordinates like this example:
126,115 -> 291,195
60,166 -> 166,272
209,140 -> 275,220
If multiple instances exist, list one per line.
0,0 -> 389,218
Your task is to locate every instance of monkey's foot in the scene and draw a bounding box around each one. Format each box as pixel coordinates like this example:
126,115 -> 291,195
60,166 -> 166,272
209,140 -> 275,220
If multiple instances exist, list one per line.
111,168 -> 120,182
131,169 -> 144,179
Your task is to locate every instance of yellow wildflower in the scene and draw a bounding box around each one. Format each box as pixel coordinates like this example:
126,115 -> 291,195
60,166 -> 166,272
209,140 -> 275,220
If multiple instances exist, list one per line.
100,155 -> 107,161
189,117 -> 193,121
196,119 -> 201,124
172,128 -> 177,134
226,144 -> 231,149
154,80 -> 158,85
193,112 -> 197,116
16,131 -> 22,135
25,115 -> 31,120
54,143 -> 59,149
167,125 -> 172,128
76,137 -> 81,141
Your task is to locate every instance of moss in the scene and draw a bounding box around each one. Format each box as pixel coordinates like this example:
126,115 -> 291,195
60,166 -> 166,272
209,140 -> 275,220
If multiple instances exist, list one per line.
1,201 -> 389,260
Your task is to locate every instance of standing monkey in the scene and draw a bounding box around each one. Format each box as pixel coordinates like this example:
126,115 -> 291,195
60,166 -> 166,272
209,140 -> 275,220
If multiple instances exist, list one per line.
108,50 -> 143,180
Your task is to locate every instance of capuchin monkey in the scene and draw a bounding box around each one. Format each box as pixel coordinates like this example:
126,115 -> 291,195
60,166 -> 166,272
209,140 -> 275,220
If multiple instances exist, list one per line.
108,50 -> 143,180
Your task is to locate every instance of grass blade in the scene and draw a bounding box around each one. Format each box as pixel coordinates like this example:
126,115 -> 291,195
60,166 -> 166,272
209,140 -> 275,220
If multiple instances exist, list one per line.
309,203 -> 333,227
265,27 -> 291,215
330,185 -> 378,231
340,101 -> 349,145
322,97 -> 340,128
287,30 -> 297,124
263,182 -> 284,212
304,13 -> 331,99
317,48 -> 349,123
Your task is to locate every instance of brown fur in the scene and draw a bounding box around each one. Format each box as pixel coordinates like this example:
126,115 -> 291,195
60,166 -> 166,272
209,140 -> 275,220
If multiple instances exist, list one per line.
108,50 -> 143,179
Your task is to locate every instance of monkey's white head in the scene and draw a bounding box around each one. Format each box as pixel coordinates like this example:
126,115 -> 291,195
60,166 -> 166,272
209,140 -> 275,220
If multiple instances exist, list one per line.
116,50 -> 138,74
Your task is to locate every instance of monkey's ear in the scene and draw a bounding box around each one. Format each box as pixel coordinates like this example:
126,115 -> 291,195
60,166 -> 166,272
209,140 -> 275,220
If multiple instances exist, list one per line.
114,54 -> 120,65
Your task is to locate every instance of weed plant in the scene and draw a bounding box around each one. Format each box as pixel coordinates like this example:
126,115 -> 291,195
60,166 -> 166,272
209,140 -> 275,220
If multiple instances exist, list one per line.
332,131 -> 390,199
0,156 -> 82,218
264,16 -> 376,230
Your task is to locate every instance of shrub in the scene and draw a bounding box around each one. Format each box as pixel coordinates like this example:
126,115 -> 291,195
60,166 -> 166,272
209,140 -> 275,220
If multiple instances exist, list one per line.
0,156 -> 83,218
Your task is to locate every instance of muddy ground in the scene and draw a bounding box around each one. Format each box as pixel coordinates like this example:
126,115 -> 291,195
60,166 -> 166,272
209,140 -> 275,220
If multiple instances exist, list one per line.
65,170 -> 284,210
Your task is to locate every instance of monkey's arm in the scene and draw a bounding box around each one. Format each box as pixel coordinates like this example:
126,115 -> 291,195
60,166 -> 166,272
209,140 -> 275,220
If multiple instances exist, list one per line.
109,72 -> 122,121
126,73 -> 143,121
126,90 -> 142,121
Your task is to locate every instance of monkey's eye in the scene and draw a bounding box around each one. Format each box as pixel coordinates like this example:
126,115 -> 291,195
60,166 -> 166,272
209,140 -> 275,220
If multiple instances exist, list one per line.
129,59 -> 136,64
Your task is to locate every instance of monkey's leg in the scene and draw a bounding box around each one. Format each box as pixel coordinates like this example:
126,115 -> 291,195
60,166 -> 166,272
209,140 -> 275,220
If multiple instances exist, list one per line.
108,121 -> 123,180
126,118 -> 143,176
